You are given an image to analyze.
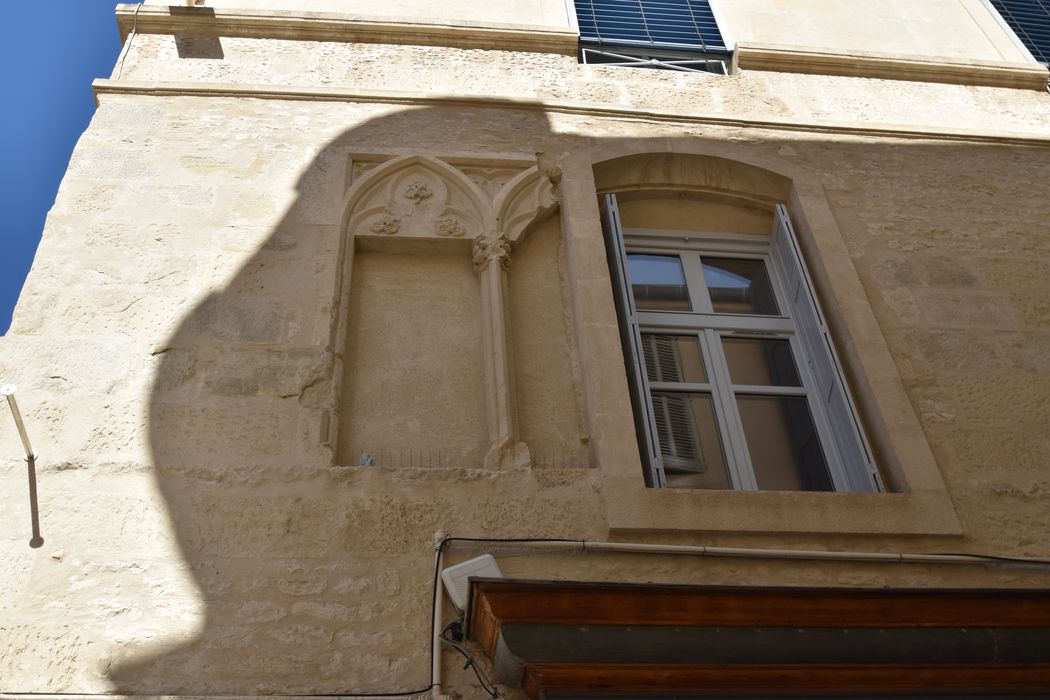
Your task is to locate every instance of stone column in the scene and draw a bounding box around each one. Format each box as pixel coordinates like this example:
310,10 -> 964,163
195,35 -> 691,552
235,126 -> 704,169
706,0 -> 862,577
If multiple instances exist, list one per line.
473,234 -> 530,469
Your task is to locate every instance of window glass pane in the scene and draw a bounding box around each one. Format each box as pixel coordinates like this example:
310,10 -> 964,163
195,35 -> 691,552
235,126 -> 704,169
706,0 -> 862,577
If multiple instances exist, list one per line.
627,254 -> 692,311
642,334 -> 707,383
651,392 -> 731,489
701,257 -> 779,315
722,338 -> 801,387
737,396 -> 833,492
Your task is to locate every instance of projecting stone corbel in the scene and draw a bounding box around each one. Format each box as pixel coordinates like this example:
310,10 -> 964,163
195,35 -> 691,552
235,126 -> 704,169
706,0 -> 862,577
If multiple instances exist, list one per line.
473,234 -> 530,470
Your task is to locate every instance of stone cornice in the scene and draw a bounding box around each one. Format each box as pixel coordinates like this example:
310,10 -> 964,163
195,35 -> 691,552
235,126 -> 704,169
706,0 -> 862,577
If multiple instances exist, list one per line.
92,79 -> 1050,147
114,3 -> 577,55
736,42 -> 1050,91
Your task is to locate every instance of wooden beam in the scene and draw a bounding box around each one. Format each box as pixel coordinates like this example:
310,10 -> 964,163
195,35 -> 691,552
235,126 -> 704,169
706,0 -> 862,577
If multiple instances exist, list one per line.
471,579 -> 1050,630
522,663 -> 1050,698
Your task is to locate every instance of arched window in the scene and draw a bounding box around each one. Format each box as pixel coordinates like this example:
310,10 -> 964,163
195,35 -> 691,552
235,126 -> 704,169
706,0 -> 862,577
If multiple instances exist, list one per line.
599,178 -> 880,493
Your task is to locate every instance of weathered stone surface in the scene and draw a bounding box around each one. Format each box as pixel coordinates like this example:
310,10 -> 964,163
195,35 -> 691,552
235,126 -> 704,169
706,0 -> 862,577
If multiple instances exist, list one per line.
4,2 -> 1050,697
113,36 -> 1050,138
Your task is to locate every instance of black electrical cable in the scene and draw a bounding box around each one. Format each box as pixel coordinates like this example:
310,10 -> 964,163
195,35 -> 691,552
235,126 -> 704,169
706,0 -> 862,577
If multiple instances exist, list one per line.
115,2 -> 143,80
440,619 -> 500,699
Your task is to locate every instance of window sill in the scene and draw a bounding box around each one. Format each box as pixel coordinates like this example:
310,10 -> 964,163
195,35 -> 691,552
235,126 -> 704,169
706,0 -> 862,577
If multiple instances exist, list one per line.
603,478 -> 963,536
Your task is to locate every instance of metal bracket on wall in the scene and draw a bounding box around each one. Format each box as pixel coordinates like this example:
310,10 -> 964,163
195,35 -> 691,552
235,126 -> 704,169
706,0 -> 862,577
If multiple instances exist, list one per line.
3,384 -> 44,548
580,47 -> 728,74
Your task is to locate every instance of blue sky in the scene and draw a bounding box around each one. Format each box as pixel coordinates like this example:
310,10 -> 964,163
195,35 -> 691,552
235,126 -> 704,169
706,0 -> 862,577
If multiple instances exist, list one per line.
0,2 -> 133,334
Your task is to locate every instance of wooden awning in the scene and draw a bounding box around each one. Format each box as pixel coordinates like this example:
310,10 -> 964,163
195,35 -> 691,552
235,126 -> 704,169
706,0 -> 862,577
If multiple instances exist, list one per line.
466,579 -> 1050,698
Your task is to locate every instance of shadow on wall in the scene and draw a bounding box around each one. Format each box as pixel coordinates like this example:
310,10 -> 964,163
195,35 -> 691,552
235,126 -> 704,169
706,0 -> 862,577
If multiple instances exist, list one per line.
104,99 -> 1050,693
108,105 -> 594,694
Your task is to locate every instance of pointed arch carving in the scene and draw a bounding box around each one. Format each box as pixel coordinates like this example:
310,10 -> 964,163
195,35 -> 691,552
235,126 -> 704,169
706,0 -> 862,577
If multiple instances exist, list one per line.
343,155 -> 494,239
493,166 -> 560,244
336,154 -> 557,472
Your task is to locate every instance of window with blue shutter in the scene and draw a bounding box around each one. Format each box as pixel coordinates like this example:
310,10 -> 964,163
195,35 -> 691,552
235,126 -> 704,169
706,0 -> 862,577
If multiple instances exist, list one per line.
574,0 -> 730,74
989,0 -> 1050,65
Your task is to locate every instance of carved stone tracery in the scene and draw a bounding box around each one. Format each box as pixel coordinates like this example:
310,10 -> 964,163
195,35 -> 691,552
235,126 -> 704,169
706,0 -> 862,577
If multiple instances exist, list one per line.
342,156 -> 562,471
345,156 -> 485,241
494,166 -> 561,243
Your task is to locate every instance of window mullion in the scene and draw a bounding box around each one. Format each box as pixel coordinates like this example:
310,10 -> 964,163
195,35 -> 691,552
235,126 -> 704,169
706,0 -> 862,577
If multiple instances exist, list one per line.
638,311 -> 794,333
701,328 -> 757,490
649,380 -> 715,392
682,251 -> 712,313
730,384 -> 807,397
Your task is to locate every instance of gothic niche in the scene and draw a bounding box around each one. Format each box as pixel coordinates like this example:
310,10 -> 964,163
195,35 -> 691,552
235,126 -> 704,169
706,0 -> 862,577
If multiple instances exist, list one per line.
336,155 -> 562,471
345,156 -> 487,240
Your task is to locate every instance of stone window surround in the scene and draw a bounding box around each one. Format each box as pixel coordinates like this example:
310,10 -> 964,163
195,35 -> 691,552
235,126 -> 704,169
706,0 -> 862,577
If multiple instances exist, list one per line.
557,143 -> 962,536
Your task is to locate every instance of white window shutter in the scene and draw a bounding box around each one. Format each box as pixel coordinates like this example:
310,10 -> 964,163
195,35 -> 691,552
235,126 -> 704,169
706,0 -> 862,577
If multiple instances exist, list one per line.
770,205 -> 880,493
600,194 -> 666,488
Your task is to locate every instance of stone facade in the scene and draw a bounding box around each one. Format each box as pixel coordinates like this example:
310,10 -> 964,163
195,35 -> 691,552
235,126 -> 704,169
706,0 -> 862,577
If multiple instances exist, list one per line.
2,0 -> 1050,697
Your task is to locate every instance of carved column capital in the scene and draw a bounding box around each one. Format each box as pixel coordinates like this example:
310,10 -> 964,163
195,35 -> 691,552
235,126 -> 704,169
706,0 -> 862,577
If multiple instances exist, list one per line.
472,235 -> 511,272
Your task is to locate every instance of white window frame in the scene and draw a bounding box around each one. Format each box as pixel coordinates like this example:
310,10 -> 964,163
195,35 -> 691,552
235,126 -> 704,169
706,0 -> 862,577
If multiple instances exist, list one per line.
602,193 -> 881,493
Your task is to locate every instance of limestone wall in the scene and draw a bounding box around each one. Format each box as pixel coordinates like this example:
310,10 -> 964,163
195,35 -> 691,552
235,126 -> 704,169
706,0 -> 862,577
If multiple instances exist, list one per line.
2,4 -> 1050,695
109,35 -> 1050,137
138,0 -> 1028,66
2,88 -> 1050,695
721,0 -> 1029,63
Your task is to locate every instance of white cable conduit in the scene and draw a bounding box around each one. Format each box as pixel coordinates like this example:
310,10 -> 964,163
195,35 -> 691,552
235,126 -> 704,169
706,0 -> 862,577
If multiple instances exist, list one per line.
431,533 -> 447,700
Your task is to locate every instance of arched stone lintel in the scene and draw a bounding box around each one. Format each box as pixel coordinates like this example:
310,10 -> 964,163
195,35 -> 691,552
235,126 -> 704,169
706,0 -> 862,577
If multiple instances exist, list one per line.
592,151 -> 793,208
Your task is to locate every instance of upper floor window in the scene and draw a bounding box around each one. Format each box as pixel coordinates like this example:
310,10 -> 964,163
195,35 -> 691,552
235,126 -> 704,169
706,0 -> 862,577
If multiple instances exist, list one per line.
574,0 -> 730,74
601,193 -> 882,493
988,0 -> 1050,66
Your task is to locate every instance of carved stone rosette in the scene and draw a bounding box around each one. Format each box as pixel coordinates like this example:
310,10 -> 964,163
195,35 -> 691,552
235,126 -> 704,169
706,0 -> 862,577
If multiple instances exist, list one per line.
369,215 -> 402,235
435,217 -> 466,238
